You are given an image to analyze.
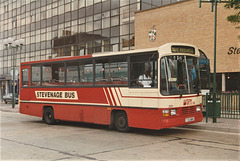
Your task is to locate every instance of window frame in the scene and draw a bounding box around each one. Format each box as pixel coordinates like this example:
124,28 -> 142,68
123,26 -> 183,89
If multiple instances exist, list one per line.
94,55 -> 128,87
21,68 -> 30,87
31,65 -> 42,87
129,51 -> 159,88
41,62 -> 66,86
23,51 -> 159,88
66,58 -> 94,86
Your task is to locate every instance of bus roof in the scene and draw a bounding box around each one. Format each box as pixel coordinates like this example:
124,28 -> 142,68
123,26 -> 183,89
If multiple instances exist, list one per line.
21,43 -> 199,65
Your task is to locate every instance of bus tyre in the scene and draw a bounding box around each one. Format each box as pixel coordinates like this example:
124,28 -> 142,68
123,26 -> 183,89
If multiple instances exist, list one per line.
114,111 -> 130,132
43,108 -> 56,125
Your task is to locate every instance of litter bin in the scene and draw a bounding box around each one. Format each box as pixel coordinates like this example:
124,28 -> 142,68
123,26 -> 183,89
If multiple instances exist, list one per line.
206,98 -> 221,117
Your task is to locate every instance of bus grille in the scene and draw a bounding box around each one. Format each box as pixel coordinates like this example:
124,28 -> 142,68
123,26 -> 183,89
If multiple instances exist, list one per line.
182,107 -> 195,115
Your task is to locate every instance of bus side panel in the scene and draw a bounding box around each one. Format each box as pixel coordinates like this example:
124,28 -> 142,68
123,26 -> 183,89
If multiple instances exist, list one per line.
54,105 -> 110,125
125,108 -> 162,130
20,102 -> 111,125
19,102 -> 43,118
20,88 -> 42,117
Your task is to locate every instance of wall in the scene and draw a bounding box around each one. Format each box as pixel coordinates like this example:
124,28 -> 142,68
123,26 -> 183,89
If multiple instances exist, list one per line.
135,0 -> 239,73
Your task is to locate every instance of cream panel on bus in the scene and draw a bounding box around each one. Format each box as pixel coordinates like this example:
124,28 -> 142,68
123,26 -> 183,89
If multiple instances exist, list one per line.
118,88 -> 160,108
118,88 -> 202,109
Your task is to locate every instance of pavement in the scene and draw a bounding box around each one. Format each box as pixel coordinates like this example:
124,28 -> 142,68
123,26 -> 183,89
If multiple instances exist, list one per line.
0,101 -> 239,134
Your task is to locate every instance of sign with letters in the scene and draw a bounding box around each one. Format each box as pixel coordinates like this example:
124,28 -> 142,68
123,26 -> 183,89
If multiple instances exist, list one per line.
35,91 -> 78,100
227,47 -> 240,55
171,46 -> 195,54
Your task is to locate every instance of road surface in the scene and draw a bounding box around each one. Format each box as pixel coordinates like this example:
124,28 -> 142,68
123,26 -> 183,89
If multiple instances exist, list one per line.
1,111 -> 239,161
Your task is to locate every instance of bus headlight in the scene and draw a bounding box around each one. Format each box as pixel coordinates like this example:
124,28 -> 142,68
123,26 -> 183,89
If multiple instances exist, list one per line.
171,109 -> 177,116
196,105 -> 201,112
162,110 -> 169,116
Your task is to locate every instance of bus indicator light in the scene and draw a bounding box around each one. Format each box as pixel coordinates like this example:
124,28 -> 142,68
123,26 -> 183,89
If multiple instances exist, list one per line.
163,110 -> 169,117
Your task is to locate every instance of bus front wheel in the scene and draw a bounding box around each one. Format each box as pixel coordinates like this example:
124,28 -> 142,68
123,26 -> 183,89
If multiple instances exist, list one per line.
114,111 -> 130,132
43,107 -> 56,125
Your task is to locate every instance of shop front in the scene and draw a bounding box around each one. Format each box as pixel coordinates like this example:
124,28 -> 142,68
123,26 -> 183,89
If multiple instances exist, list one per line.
0,74 -> 19,102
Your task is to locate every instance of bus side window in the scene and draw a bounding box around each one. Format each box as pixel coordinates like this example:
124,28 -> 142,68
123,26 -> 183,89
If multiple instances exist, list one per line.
95,57 -> 128,85
95,59 -> 109,84
42,65 -> 52,86
80,64 -> 93,85
42,63 -> 65,86
52,63 -> 65,84
32,66 -> 41,86
22,69 -> 29,86
66,61 -> 93,86
66,61 -> 80,85
130,52 -> 158,88
109,61 -> 128,85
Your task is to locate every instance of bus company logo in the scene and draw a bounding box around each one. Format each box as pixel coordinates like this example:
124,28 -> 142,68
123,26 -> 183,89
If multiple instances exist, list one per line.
148,25 -> 156,42
183,99 -> 195,105
35,91 -> 78,100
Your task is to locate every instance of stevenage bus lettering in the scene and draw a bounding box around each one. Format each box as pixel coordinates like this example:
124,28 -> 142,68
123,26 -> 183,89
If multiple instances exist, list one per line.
35,91 -> 78,100
20,43 -> 203,132
36,91 -> 63,98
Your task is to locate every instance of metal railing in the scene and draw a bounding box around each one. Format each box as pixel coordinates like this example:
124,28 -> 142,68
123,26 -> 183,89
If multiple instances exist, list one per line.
205,91 -> 240,120
218,92 -> 240,119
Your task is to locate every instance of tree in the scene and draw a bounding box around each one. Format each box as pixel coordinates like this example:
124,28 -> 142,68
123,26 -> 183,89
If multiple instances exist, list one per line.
225,0 -> 240,39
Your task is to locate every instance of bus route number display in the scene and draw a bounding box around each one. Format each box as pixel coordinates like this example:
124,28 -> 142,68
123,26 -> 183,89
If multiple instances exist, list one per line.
171,46 -> 195,54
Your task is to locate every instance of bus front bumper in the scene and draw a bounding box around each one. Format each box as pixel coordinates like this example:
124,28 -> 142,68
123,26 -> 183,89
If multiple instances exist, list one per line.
160,113 -> 203,129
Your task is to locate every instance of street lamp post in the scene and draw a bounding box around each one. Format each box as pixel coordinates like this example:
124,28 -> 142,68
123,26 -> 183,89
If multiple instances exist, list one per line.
3,38 -> 24,108
199,0 -> 233,123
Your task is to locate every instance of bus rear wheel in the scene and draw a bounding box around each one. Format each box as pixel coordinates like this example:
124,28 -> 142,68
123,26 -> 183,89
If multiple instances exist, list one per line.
114,111 -> 130,132
43,107 -> 56,125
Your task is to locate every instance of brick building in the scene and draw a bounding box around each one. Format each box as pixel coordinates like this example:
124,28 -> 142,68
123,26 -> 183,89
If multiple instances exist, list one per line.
135,0 -> 240,91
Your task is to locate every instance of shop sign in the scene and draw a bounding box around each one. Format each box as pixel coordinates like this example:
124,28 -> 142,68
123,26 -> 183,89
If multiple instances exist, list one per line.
149,25 -> 156,42
227,47 -> 240,55
0,74 -> 11,80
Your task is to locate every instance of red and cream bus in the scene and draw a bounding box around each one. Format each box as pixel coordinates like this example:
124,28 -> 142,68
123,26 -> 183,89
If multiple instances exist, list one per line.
20,43 -> 203,132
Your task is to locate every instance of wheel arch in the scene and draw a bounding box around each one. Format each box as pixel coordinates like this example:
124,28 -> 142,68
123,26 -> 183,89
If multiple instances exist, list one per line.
110,109 -> 129,131
42,105 -> 54,120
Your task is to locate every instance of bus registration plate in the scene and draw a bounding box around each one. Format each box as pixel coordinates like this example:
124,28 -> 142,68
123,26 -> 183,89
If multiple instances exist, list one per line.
185,117 -> 195,122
